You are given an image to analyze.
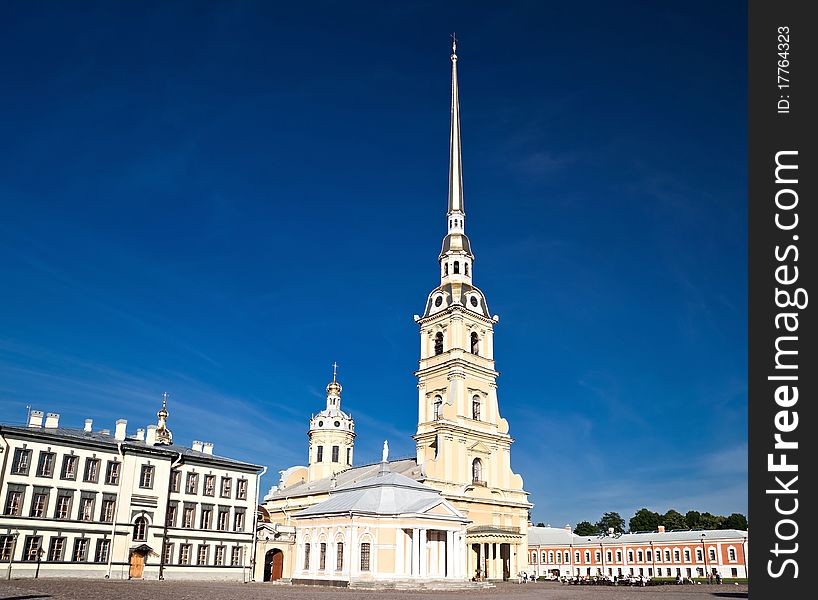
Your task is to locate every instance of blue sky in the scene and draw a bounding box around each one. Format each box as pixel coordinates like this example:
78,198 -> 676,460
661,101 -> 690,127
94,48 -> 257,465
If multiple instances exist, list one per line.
0,1 -> 747,527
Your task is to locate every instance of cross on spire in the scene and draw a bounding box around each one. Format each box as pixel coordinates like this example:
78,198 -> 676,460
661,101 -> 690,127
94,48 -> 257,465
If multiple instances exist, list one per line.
451,32 -> 457,55
162,391 -> 169,408
332,361 -> 338,382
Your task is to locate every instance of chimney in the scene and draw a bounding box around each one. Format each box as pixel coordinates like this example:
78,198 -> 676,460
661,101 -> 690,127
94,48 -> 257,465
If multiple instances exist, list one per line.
44,412 -> 60,428
84,419 -> 93,432
146,425 -> 157,445
191,440 -> 204,453
608,527 -> 614,536
565,524 -> 572,532
658,525 -> 666,533
135,428 -> 145,441
202,442 -> 214,455
28,410 -> 44,428
115,419 -> 127,441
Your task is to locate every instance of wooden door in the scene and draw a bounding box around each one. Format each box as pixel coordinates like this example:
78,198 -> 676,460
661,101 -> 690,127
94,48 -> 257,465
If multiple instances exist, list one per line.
271,550 -> 284,580
129,552 -> 145,579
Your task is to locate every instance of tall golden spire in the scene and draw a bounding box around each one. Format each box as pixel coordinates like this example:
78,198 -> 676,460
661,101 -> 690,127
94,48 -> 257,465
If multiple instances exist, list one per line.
447,32 -> 464,227
155,391 -> 173,445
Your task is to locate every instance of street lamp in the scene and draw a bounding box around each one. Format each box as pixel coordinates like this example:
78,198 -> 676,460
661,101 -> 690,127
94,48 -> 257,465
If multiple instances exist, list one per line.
741,535 -> 748,579
5,531 -> 19,580
701,533 -> 707,581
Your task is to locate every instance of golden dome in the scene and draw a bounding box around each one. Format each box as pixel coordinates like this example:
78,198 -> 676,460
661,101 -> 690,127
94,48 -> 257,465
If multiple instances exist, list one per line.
326,361 -> 342,396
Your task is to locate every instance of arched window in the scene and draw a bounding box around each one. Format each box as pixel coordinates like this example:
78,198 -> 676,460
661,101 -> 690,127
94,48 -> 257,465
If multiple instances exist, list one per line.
360,542 -> 371,571
453,261 -> 460,274
133,516 -> 148,542
471,332 -> 479,355
472,395 -> 481,420
464,262 -> 469,275
471,458 -> 482,483
434,332 -> 444,355
336,541 -> 344,570
433,396 -> 442,420
444,263 -> 448,276
665,549 -> 671,561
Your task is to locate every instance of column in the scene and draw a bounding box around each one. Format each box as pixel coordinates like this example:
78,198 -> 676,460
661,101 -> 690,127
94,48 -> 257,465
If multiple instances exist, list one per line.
395,528 -> 404,577
420,529 -> 428,577
446,530 -> 454,578
411,528 -> 420,577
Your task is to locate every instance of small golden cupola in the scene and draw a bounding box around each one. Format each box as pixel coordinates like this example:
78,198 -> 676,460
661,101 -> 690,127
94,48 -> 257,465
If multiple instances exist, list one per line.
306,363 -> 356,482
155,391 -> 173,445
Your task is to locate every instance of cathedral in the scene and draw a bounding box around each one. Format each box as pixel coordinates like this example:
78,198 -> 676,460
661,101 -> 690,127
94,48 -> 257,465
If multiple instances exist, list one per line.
256,40 -> 531,586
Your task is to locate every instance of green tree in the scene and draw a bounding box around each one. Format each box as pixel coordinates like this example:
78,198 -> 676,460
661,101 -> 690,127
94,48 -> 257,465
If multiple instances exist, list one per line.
661,509 -> 687,530
698,512 -> 724,530
574,521 -> 596,536
629,508 -> 661,532
596,512 -> 626,535
685,510 -> 701,529
535,522 -> 546,528
721,513 -> 747,530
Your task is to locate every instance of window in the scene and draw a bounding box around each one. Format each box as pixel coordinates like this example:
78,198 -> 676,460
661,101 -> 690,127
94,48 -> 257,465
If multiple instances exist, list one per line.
37,451 -> 56,477
231,546 -> 241,566
170,469 -> 182,493
674,550 -> 681,562
595,551 -> 601,563
105,461 -> 120,485
186,472 -> 199,494
203,474 -> 215,496
139,465 -> 155,489
237,479 -> 248,500
94,539 -> 110,563
332,446 -> 340,462
201,507 -> 213,529
215,546 -> 226,566
360,542 -> 371,571
304,543 -> 311,570
472,396 -> 481,420
316,445 -> 324,462
133,516 -> 148,542
220,477 -> 232,498
453,261 -> 460,274
78,496 -> 94,521
336,542 -> 344,570
576,551 -> 581,562
628,551 -> 634,562
665,549 -> 671,561
166,502 -> 177,527
23,536 -> 42,562
433,396 -> 442,420
72,538 -> 89,562
48,536 -> 66,561
55,492 -> 72,519
179,544 -> 191,565
30,491 -> 48,518
197,544 -> 209,565
61,455 -> 78,480
101,497 -> 116,523
183,505 -> 195,528
11,448 -> 32,475
234,510 -> 245,532
709,549 -> 717,561
606,551 -> 612,563
616,551 -> 622,562
556,551 -> 561,564
83,458 -> 100,483
465,262 -> 469,275
346,448 -> 351,465
728,547 -> 737,561
218,508 -> 230,531
163,542 -> 173,565
585,551 -> 591,563
696,549 -> 703,561
646,550 -> 652,562
471,332 -> 479,355
637,550 -> 643,562
471,458 -> 482,483
434,332 -> 444,355
1,536 -> 13,562
319,542 -> 327,570
543,552 -> 547,563
444,263 -> 448,276
684,549 -> 691,562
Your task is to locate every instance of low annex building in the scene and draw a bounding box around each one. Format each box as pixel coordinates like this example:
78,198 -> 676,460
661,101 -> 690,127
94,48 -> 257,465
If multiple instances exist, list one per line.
0,396 -> 264,580
527,525 -> 749,580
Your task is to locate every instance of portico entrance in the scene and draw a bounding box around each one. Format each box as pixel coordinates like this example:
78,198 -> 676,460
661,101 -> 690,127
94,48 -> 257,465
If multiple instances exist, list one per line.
466,526 -> 522,581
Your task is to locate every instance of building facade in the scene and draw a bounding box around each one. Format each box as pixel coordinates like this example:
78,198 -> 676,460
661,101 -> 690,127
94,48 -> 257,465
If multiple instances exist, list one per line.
0,399 -> 264,580
526,526 -> 749,580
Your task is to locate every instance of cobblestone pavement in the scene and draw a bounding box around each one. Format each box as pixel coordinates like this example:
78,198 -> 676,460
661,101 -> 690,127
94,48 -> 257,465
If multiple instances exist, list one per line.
0,580 -> 748,600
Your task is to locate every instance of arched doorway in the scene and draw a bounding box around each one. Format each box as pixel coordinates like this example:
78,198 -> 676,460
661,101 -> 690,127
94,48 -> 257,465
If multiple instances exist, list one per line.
129,544 -> 152,579
263,549 -> 284,581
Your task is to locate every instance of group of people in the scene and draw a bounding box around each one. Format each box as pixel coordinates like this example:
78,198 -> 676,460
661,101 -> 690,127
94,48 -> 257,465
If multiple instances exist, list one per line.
516,571 -> 534,583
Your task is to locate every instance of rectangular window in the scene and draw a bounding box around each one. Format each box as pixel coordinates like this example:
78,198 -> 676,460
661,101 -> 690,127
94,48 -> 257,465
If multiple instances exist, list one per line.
360,542 -> 370,571
30,491 -> 48,518
170,470 -> 181,493
47,537 -> 66,561
316,446 -> 323,462
616,551 -> 622,562
179,544 -> 191,565
72,538 -> 89,562
220,477 -> 232,498
231,546 -> 241,566
215,546 -> 226,566
646,550 -> 652,562
183,505 -> 195,528
709,549 -> 717,561
336,542 -> 344,571
166,502 -> 178,527
696,549 -> 703,561
186,472 -> 199,495
163,542 -> 173,565
585,551 -> 591,563
94,539 -> 110,563
61,455 -> 78,480
11,448 -> 32,475
201,507 -> 213,529
105,461 -> 121,485
595,551 -> 601,563
36,451 -> 56,477
83,458 -> 100,483
23,536 -> 42,561
236,479 -> 248,500
197,544 -> 209,565
319,542 -> 327,570
303,543 -> 311,570
139,465 -> 155,489
101,497 -> 116,523
78,496 -> 95,521
5,489 -> 23,516
217,508 -> 230,531
55,492 -> 73,519
684,549 -> 691,562
204,474 -> 215,496
728,548 -> 737,561
234,510 -> 245,532
331,446 -> 339,462
606,551 -> 612,563
731,567 -> 738,577
346,448 -> 351,464
1,536 -> 14,562
628,551 -> 634,562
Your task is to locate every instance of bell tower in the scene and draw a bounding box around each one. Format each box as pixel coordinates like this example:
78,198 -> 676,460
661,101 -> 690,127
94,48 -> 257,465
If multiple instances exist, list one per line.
307,363 -> 355,482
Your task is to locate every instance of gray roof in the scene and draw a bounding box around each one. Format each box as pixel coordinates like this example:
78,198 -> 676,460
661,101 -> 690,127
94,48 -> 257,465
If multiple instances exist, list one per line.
295,466 -> 467,520
528,526 -> 749,547
267,458 -> 421,500
421,282 -> 490,319
0,424 -> 263,471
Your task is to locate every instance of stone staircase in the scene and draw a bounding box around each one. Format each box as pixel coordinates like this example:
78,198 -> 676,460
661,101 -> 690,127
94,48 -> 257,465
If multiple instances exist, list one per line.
349,578 -> 495,590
